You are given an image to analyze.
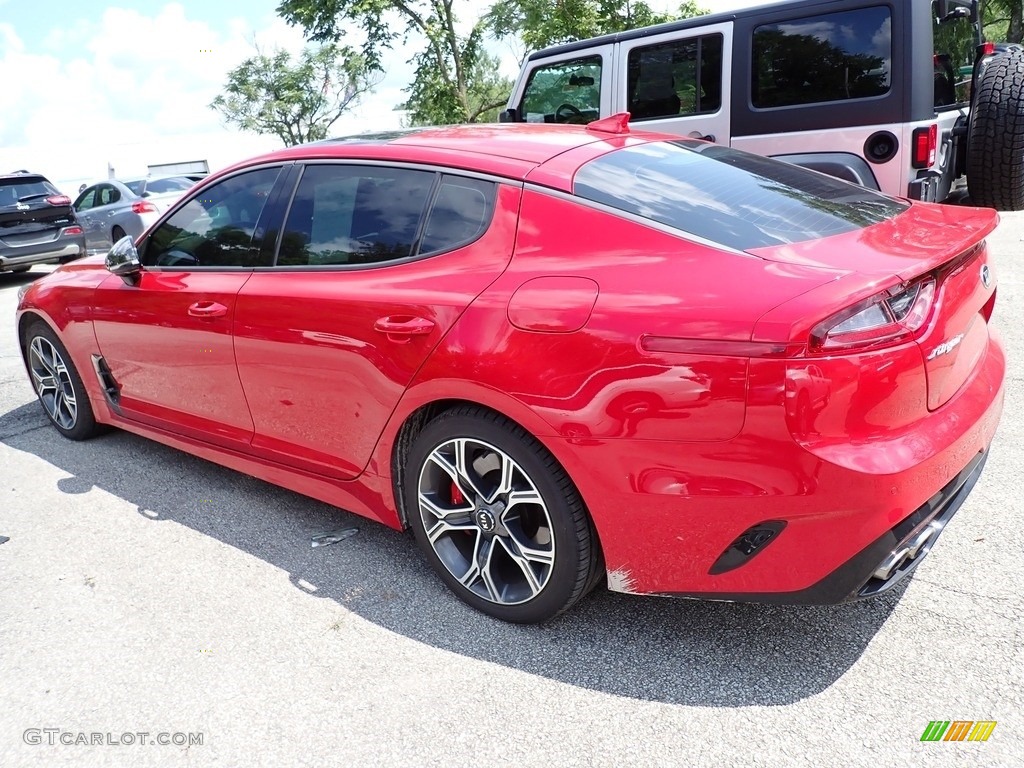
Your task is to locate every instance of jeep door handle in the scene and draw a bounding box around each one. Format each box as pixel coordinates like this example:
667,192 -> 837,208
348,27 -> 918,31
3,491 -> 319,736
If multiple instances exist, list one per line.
373,316 -> 435,338
188,301 -> 228,318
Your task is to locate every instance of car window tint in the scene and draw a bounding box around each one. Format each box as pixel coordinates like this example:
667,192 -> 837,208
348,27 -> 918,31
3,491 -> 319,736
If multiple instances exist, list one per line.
574,140 -> 907,251
98,186 -> 121,206
146,177 -> 193,194
143,167 -> 281,268
419,176 -> 495,254
1,177 -> 57,206
74,189 -> 97,211
627,34 -> 723,120
521,56 -> 602,124
752,7 -> 891,108
278,165 -> 435,267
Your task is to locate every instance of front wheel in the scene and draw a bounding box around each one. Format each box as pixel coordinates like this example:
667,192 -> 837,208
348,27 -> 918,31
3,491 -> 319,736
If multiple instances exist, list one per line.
405,407 -> 602,623
24,322 -> 103,440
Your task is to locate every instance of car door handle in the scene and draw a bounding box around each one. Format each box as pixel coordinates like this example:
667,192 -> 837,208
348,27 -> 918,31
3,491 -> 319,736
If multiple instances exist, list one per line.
188,301 -> 228,318
373,316 -> 434,338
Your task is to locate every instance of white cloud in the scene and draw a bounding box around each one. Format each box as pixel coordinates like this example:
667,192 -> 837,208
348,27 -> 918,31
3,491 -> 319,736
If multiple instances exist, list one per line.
0,3 -> 412,193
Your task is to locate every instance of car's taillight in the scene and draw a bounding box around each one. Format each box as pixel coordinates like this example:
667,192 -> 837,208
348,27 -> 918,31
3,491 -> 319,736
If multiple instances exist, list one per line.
809,279 -> 936,353
980,41 -> 996,56
46,195 -> 71,206
911,124 -> 938,168
62,226 -> 83,236
132,201 -> 158,214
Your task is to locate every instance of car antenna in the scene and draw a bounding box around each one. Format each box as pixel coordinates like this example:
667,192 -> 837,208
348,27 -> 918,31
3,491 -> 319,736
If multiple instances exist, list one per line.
586,112 -> 631,135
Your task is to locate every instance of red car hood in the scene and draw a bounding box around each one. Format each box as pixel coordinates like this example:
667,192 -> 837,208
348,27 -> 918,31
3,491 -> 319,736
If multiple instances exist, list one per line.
747,202 -> 999,281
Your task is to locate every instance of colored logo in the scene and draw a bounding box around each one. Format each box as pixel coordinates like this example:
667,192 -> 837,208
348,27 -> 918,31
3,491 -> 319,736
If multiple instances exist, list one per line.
920,721 -> 997,742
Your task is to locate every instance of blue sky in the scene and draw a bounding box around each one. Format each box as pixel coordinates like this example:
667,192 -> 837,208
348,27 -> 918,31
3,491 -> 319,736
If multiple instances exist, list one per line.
0,0 -> 759,192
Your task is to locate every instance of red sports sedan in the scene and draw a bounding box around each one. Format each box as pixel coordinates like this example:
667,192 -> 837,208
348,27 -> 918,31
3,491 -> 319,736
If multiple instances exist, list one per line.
15,117 -> 1004,623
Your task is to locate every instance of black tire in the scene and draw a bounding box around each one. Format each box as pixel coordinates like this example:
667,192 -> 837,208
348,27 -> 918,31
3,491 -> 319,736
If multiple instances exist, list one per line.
23,321 -> 103,441
967,50 -> 1024,210
9,266 -> 31,274
112,226 -> 128,244
404,406 -> 602,623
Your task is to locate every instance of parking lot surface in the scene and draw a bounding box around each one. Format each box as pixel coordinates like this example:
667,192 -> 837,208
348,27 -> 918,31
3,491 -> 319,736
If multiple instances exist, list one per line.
2,215 -> 1023,767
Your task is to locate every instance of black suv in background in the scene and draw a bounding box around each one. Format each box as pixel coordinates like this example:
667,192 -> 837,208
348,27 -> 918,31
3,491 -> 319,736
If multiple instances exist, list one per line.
0,172 -> 86,274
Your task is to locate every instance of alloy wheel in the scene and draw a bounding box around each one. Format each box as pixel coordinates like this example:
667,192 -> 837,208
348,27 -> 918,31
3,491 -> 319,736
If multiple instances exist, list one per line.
417,438 -> 556,605
28,336 -> 78,430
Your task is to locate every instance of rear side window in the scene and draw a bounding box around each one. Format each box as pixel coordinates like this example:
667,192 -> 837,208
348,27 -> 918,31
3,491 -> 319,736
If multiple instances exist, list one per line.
752,7 -> 892,108
573,141 -> 908,251
521,56 -> 602,123
628,34 -> 724,120
279,165 -> 435,266
420,176 -> 495,254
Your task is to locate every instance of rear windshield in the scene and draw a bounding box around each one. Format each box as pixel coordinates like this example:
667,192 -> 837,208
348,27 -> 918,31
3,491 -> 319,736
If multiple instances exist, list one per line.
573,141 -> 908,251
0,177 -> 59,207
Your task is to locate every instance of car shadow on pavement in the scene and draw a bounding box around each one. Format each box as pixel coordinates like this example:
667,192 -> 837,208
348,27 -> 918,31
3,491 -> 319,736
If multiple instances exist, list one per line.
1,401 -> 902,707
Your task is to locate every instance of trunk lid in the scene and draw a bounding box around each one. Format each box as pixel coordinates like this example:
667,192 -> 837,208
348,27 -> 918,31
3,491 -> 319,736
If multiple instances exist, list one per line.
0,176 -> 75,246
751,202 -> 999,411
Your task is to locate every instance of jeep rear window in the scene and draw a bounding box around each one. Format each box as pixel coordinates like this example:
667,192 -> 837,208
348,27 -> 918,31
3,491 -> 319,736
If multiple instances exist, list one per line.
573,140 -> 908,251
752,7 -> 891,108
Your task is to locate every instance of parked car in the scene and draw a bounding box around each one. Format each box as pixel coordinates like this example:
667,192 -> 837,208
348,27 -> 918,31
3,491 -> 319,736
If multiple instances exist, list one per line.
16,121 -> 1004,623
72,176 -> 196,252
502,0 -> 1024,210
0,171 -> 86,274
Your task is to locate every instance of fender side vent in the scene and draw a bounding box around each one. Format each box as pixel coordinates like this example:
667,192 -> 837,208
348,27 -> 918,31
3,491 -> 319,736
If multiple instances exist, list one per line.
90,354 -> 122,411
709,521 -> 787,575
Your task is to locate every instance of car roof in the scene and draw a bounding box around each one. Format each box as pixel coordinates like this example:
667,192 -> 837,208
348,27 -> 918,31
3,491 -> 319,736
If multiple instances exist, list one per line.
230,123 -> 664,185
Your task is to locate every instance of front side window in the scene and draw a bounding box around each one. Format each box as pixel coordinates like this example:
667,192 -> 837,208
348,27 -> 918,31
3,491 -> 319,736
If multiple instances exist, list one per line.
521,56 -> 602,124
278,165 -> 435,267
73,188 -> 97,212
628,35 -> 723,120
574,140 -> 907,251
143,167 -> 281,268
752,7 -> 892,108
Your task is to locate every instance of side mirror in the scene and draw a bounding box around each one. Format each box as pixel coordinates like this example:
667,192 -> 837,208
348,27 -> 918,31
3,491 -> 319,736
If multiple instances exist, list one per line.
105,235 -> 142,285
499,108 -> 517,123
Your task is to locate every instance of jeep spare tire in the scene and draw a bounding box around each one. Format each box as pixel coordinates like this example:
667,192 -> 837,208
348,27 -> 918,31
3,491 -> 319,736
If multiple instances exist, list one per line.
967,50 -> 1024,210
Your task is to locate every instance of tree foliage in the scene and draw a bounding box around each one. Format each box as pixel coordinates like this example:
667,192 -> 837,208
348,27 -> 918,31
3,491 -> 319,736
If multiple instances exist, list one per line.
278,0 -> 511,124
211,44 -> 374,146
487,0 -> 708,52
982,0 -> 1024,43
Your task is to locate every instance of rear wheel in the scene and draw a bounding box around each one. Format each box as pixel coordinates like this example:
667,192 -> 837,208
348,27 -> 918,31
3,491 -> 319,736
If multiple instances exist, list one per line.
9,266 -> 31,274
405,407 -> 602,623
111,226 -> 128,244
966,50 -> 1024,210
24,322 -> 102,440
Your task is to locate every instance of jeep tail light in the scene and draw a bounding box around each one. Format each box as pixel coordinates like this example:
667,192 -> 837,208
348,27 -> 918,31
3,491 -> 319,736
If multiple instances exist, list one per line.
809,279 -> 936,353
912,125 -> 938,168
62,226 -> 83,236
45,195 -> 71,206
131,201 -> 158,214
980,41 -> 995,56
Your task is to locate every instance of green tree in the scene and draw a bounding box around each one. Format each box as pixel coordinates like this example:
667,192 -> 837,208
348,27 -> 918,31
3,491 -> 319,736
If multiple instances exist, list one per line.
487,0 -> 708,52
982,0 -> 1024,43
278,0 -> 510,124
211,44 -> 374,146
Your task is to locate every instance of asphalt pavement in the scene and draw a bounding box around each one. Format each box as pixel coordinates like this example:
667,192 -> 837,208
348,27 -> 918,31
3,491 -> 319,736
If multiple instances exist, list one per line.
1,214 -> 1022,767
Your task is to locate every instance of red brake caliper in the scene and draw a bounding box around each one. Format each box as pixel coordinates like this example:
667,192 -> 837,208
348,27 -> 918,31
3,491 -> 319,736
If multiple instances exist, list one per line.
450,482 -> 464,506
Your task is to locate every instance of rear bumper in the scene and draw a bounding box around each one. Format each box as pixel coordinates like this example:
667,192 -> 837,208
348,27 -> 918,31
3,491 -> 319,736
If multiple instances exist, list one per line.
0,238 -> 86,270
551,331 -> 1004,599
664,450 -> 988,603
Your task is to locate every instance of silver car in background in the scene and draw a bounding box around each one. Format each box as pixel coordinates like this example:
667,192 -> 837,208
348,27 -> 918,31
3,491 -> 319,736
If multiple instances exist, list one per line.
72,176 -> 196,252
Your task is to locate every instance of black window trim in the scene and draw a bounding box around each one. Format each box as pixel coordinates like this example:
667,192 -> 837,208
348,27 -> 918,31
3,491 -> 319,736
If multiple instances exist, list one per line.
518,53 -> 604,119
137,161 -> 291,272
260,160 -> 502,272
